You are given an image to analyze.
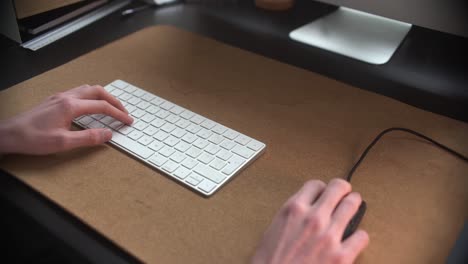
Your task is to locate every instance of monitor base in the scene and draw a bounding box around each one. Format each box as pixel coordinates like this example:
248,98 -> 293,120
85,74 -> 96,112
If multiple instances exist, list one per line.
289,7 -> 411,65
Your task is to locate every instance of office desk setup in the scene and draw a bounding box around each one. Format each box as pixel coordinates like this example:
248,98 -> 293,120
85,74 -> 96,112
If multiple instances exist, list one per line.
0,1 -> 467,263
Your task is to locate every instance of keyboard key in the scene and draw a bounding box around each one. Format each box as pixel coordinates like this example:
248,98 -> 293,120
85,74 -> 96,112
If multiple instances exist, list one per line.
91,114 -> 106,120
161,123 -> 176,133
223,129 -> 239,140
150,96 -> 165,106
205,143 -> 220,155
128,97 -> 142,105
170,105 -> 184,115
185,174 -> 201,186
162,160 -> 179,173
148,153 -> 167,167
125,105 -> 137,113
154,130 -> 169,141
163,135 -> 179,147
216,149 -> 233,161
159,146 -> 175,157
197,128 -> 213,139
247,139 -> 264,151
212,124 -> 228,134
119,92 -> 132,101
118,125 -> 133,135
141,93 -> 155,102
112,80 -> 128,89
128,130 -> 144,140
180,110 -> 195,120
210,158 -> 227,170
133,88 -> 145,97
232,145 -> 255,159
111,132 -> 153,159
186,124 -> 201,134
141,113 -> 155,123
181,133 -> 197,144
193,138 -> 209,149
169,151 -> 186,163
131,109 -> 146,118
138,135 -> 153,146
105,84 -> 115,92
156,109 -> 170,119
148,140 -> 165,152
73,116 -> 84,125
201,119 -> 216,130
186,146 -> 202,158
198,179 -> 216,193
222,155 -> 246,175
174,141 -> 190,152
180,158 -> 197,170
208,134 -> 224,145
198,152 -> 214,164
193,164 -> 226,184
137,101 -> 151,110
123,84 -> 136,93
110,89 -> 123,97
78,116 -> 94,125
190,114 -> 205,125
133,121 -> 148,131
235,135 -> 251,146
160,101 -> 175,110
171,127 -> 186,138
109,120 -> 124,130
175,119 -> 191,129
166,114 -> 180,124
220,140 -> 236,150
88,120 -> 106,129
173,166 -> 191,179
190,172 -> 204,182
143,125 -> 158,136
146,105 -> 159,114
151,118 -> 165,128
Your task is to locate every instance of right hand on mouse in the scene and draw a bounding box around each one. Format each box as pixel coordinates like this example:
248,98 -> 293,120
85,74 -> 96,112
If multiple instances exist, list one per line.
252,179 -> 369,264
0,84 -> 133,155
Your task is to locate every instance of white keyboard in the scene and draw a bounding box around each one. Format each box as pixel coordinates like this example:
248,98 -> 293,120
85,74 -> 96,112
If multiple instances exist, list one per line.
74,80 -> 266,196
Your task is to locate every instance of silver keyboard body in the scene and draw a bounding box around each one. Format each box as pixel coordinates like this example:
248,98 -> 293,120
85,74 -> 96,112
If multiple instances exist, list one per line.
74,80 -> 266,196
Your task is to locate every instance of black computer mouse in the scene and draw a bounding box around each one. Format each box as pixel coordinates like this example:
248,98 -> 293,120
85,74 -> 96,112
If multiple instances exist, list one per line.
342,201 -> 367,240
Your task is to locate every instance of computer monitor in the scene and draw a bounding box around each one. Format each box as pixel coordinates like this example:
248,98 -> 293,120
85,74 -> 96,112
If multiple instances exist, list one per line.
289,0 -> 468,64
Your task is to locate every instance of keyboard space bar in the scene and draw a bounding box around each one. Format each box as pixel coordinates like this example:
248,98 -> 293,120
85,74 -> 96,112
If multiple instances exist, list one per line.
111,132 -> 154,159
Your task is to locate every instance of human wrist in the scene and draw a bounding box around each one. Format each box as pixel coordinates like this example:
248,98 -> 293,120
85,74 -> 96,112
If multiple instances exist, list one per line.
0,119 -> 21,155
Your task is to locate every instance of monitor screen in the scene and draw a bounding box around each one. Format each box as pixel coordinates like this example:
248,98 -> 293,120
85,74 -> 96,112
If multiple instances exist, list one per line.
317,0 -> 468,38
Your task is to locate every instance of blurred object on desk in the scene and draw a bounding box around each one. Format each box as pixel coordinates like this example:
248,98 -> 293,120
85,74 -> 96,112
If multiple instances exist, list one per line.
19,0 -> 108,35
14,0 -> 83,19
1,0 -> 116,44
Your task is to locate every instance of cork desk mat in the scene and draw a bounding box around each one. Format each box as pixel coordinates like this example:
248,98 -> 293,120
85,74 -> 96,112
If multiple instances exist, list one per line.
0,26 -> 467,264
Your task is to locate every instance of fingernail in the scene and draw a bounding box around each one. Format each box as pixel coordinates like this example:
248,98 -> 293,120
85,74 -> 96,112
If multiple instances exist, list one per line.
102,129 -> 113,141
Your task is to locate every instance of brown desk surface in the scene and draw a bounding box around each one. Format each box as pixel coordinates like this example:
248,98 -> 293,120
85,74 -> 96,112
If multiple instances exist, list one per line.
0,26 -> 467,263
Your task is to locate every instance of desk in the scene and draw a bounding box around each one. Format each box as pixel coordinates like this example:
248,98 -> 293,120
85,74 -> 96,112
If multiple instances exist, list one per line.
0,1 -> 467,263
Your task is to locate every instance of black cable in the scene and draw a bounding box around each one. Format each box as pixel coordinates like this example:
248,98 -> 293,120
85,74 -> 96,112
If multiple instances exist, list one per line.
346,127 -> 468,182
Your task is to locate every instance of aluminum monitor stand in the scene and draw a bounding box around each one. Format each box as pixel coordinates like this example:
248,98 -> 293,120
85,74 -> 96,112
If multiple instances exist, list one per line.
289,7 -> 412,65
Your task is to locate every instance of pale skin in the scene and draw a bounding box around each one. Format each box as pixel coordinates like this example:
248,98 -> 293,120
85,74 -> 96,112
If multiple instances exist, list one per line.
0,85 -> 369,263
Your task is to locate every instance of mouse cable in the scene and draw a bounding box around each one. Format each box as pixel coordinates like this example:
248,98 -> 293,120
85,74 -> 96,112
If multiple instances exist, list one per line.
346,127 -> 468,182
